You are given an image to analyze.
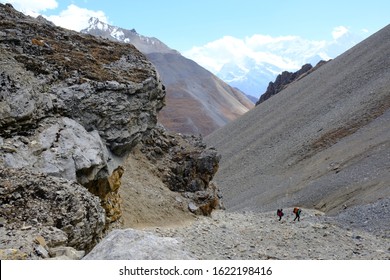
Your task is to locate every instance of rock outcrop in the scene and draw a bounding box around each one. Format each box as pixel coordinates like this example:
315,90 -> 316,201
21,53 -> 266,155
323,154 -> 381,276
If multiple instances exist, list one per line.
0,167 -> 105,259
0,4 -> 221,259
256,61 -> 327,105
0,3 -> 165,231
139,126 -> 222,216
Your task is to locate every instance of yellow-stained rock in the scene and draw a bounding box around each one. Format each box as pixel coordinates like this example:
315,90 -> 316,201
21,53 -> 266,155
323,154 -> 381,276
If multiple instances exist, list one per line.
0,249 -> 28,260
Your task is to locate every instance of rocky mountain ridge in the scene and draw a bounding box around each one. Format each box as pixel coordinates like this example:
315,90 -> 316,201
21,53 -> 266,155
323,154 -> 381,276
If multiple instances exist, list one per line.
256,61 -> 328,105
0,3 -> 221,259
82,18 -> 254,136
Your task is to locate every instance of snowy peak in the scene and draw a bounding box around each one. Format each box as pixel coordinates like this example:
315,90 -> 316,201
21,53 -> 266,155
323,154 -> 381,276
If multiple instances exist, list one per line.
81,17 -> 177,54
84,17 -> 128,42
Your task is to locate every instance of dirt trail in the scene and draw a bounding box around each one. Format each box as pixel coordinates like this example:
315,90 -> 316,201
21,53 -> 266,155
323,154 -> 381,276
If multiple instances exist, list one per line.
139,209 -> 389,260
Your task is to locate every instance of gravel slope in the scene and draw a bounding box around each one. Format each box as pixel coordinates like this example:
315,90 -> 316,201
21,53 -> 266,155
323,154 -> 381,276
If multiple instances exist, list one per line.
146,209 -> 389,260
205,24 -> 390,215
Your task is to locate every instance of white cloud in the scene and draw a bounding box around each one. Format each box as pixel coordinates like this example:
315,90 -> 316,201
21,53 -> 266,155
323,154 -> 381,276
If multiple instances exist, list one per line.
44,4 -> 109,31
0,0 -> 58,15
183,34 -> 329,74
332,26 -> 349,40
183,27 -> 366,96
0,1 -> 108,32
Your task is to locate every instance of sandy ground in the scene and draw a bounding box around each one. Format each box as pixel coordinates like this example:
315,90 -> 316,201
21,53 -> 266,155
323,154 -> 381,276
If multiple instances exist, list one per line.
119,145 -> 196,229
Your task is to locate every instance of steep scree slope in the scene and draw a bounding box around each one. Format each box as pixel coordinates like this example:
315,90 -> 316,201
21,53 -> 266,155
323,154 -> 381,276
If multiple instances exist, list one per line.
205,24 -> 390,215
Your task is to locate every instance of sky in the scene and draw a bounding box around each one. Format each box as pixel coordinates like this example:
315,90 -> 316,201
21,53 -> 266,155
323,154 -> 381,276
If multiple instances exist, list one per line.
3,0 -> 389,51
2,0 -> 390,83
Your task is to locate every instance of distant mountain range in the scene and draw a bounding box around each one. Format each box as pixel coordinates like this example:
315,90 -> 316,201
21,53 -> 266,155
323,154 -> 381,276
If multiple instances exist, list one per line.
217,59 -> 283,99
184,31 -> 365,99
82,18 -> 253,136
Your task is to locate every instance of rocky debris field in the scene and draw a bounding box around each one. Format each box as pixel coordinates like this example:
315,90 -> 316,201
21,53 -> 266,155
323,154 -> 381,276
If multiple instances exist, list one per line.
84,202 -> 389,260
143,207 -> 389,260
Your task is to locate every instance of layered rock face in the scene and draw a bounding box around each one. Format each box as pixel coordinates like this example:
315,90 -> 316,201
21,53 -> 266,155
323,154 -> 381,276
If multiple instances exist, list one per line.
139,126 -> 222,216
0,4 -> 221,259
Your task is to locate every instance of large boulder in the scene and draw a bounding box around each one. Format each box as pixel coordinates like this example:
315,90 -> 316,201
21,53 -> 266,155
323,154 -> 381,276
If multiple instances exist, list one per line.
83,229 -> 194,260
0,3 -> 165,228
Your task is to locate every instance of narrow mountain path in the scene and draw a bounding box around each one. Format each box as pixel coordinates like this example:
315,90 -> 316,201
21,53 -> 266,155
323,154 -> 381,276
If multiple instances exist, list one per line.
142,209 -> 389,260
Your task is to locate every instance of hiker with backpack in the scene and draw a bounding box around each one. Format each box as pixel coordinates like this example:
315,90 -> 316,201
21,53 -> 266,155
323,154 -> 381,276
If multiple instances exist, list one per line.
277,209 -> 284,221
293,207 -> 301,221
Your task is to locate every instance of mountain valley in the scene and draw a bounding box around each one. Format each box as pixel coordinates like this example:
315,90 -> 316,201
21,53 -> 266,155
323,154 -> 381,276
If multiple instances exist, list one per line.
0,4 -> 388,260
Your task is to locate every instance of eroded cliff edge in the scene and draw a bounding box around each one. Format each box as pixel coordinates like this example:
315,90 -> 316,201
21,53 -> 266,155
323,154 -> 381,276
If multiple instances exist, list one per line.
0,4 -> 221,259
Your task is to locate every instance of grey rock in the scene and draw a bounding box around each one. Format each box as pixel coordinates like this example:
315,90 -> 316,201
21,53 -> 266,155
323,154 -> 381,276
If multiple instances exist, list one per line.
83,229 -> 194,260
1,117 -> 109,185
34,244 -> 49,258
51,78 -> 164,156
0,167 -> 105,257
188,202 -> 199,213
138,127 -> 223,215
49,246 -> 85,260
256,62 -> 327,105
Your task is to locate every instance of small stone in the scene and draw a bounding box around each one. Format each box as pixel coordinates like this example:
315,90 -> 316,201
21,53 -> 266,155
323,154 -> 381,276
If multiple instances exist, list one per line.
188,202 -> 198,213
49,247 -> 85,260
21,225 -> 32,230
34,235 -> 47,247
34,245 -> 49,258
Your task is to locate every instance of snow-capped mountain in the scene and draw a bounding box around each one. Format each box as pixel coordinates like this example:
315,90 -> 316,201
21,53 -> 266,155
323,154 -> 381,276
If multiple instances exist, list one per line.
217,60 -> 282,97
184,30 -> 365,98
83,17 -> 177,55
81,18 -> 253,136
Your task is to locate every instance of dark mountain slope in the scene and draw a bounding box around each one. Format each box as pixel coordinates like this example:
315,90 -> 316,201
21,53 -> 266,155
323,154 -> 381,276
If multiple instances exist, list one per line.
205,24 -> 390,214
149,52 -> 253,135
